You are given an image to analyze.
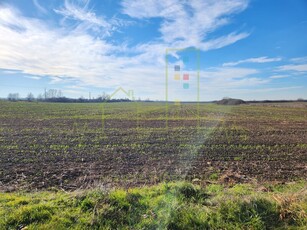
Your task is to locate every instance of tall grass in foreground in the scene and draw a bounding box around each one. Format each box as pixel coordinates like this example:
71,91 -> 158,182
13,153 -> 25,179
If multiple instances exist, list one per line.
0,181 -> 306,229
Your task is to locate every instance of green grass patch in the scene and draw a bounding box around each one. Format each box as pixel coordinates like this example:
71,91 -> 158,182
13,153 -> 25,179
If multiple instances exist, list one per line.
0,181 -> 306,229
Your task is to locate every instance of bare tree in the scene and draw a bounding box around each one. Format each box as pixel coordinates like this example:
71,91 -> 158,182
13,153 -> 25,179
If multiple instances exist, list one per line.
47,89 -> 57,99
57,90 -> 63,98
102,92 -> 110,101
37,93 -> 43,101
27,92 -> 35,101
46,89 -> 64,99
8,93 -> 19,101
97,92 -> 110,101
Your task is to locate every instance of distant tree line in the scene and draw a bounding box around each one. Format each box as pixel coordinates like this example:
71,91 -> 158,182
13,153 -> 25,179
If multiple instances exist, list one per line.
6,89 -> 134,103
5,91 -> 306,103
212,97 -> 307,104
246,99 -> 307,103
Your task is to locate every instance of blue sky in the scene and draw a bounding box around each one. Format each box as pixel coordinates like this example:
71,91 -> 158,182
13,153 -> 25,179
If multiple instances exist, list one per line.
0,0 -> 306,101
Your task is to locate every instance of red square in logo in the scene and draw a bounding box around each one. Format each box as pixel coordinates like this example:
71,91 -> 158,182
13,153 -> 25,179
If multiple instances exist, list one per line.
183,74 -> 189,80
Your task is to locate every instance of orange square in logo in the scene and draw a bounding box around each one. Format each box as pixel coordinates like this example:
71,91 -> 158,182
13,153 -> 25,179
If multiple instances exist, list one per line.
174,74 -> 180,80
183,74 -> 189,80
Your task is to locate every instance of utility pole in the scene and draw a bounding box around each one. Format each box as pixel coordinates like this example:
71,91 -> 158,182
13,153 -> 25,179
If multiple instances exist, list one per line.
44,88 -> 47,100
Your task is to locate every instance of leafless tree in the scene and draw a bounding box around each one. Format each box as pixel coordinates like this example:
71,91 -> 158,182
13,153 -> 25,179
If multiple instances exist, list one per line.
46,89 -> 63,99
27,92 -> 35,101
37,93 -> 44,101
7,93 -> 19,101
47,89 -> 57,98
57,90 -> 63,98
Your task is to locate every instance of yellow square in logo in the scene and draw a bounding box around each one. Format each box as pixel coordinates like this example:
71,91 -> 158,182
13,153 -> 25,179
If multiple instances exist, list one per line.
174,73 -> 180,80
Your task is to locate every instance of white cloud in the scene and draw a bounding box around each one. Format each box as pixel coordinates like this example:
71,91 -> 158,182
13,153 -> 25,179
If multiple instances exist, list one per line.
201,67 -> 258,79
0,0 -> 254,100
277,64 -> 307,72
269,75 -> 289,79
66,85 -> 87,90
33,0 -> 47,14
0,7 -> 165,97
0,7 -> 117,81
223,56 -> 282,66
199,67 -> 269,89
25,76 -> 41,80
121,0 -> 250,50
232,86 -> 303,93
194,67 -> 275,100
1,69 -> 20,74
54,0 -> 109,28
200,32 -> 250,51
54,0 -> 131,37
290,56 -> 307,63
62,89 -> 87,96
193,66 -> 305,100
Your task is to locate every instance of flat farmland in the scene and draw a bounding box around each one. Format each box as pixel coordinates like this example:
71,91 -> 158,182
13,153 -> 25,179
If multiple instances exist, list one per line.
0,101 -> 306,191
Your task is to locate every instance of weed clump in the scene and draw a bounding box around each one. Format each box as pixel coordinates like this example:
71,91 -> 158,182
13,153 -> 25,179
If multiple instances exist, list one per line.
5,204 -> 54,229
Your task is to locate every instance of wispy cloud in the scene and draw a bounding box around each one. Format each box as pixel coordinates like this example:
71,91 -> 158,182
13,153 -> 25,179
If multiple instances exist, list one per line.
200,67 -> 269,89
55,0 -> 108,27
220,86 -> 303,93
25,76 -> 41,80
269,75 -> 289,79
200,32 -> 250,51
54,0 -> 111,34
1,69 -> 20,74
196,67 -> 275,100
290,56 -> 307,63
223,56 -> 282,67
54,0 -> 132,37
0,6 -> 113,80
62,89 -> 86,96
33,0 -> 47,14
201,67 -> 258,79
0,6 -> 165,97
121,0 -> 250,50
0,0 -> 256,100
277,64 -> 307,72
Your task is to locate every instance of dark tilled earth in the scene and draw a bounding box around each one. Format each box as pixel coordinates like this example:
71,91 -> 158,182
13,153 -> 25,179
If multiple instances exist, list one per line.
0,102 -> 306,191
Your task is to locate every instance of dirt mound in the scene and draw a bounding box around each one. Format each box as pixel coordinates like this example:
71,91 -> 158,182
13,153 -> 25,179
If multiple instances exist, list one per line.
216,98 -> 246,105
219,172 -> 251,185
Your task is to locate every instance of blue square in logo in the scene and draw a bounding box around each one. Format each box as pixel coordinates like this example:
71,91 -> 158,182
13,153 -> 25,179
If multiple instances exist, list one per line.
174,65 -> 180,71
183,83 -> 189,89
